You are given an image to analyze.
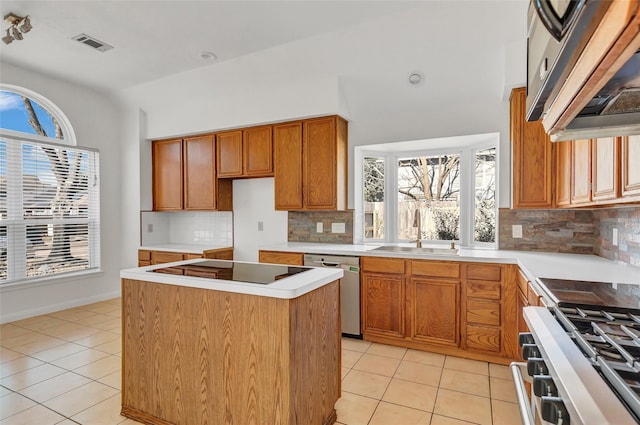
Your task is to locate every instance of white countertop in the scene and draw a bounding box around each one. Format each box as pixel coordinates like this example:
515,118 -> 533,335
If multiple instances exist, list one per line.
259,242 -> 640,285
139,243 -> 233,254
121,258 -> 343,299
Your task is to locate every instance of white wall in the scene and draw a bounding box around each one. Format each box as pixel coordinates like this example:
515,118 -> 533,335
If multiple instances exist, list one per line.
0,62 -> 122,323
116,1 -> 526,264
232,179 -> 287,262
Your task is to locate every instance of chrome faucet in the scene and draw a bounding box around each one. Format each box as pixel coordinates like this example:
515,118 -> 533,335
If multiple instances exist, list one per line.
413,209 -> 422,248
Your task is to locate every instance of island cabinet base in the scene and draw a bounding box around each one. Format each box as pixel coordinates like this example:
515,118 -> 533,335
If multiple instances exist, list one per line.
121,278 -> 341,425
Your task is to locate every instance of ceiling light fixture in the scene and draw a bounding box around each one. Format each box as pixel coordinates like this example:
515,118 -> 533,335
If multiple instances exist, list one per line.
408,72 -> 424,86
2,13 -> 33,45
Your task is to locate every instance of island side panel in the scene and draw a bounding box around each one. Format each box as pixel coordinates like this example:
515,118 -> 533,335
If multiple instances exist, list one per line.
122,278 -> 291,425
289,279 -> 341,425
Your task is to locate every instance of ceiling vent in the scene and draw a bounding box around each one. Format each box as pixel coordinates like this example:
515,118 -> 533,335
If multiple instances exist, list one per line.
72,33 -> 113,52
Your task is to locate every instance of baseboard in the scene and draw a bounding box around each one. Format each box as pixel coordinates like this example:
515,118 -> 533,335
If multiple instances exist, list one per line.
0,290 -> 121,324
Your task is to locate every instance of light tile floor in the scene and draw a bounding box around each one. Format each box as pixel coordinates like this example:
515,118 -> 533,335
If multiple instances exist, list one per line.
0,298 -> 522,425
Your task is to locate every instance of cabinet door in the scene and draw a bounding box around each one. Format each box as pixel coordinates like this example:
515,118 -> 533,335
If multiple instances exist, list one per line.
410,278 -> 459,347
622,135 -> 640,197
184,135 -> 217,210
216,130 -> 243,178
556,141 -> 572,207
152,139 -> 183,211
244,126 -> 273,177
592,137 -> 620,202
571,138 -> 592,204
362,273 -> 405,339
511,88 -> 554,208
303,117 -> 337,210
274,122 -> 304,210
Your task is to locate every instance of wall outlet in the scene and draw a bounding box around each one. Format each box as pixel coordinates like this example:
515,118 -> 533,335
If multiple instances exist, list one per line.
147,223 -> 153,233
512,224 -> 523,239
613,228 -> 618,246
332,222 -> 346,234
258,221 -> 264,232
316,222 -> 323,233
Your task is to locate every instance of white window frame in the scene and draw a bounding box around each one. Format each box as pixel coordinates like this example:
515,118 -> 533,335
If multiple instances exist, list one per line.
355,135 -> 498,247
0,85 -> 101,287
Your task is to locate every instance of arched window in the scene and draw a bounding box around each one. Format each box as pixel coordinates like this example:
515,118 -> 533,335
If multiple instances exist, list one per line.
0,85 -> 100,285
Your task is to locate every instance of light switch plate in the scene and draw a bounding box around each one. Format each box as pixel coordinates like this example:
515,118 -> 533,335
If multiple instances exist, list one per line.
316,222 -> 323,233
258,221 -> 264,232
332,223 -> 346,234
512,224 -> 523,238
613,228 -> 618,246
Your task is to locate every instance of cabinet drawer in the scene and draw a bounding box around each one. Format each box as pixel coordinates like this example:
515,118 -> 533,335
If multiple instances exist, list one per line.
527,283 -> 542,307
152,251 -> 185,264
411,260 -> 459,279
466,264 -> 501,281
361,257 -> 406,274
517,270 -> 529,295
184,253 -> 203,260
466,300 -> 500,326
466,325 -> 500,352
258,250 -> 304,266
138,260 -> 151,267
466,281 -> 501,300
138,250 -> 151,261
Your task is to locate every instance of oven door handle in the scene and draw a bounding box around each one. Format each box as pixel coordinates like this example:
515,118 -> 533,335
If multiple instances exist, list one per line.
533,0 -> 585,42
510,362 -> 535,425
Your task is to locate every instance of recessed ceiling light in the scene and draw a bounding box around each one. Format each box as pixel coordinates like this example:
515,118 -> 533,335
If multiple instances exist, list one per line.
200,51 -> 217,61
408,72 -> 424,86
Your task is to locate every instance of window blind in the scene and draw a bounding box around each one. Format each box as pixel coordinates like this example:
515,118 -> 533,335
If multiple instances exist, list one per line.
0,138 -> 100,284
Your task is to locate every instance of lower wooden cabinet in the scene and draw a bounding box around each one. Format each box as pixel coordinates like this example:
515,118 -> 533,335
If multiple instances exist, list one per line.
361,258 -> 519,363
409,278 -> 459,347
361,272 -> 405,338
138,248 -> 233,267
258,250 -> 304,266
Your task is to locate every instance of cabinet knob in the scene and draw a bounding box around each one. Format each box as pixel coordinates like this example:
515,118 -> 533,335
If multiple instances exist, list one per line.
541,396 -> 570,424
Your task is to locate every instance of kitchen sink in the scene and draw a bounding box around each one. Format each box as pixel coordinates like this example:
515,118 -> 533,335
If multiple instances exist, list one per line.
370,246 -> 459,256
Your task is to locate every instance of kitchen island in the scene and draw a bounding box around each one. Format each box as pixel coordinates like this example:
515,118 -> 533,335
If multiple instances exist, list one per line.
120,259 -> 343,425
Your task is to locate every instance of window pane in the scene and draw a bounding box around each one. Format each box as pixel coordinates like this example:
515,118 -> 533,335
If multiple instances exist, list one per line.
363,156 -> 385,239
0,91 -> 62,139
0,140 -> 5,219
26,222 -> 89,278
475,148 -> 496,243
0,225 -> 6,282
398,154 -> 460,241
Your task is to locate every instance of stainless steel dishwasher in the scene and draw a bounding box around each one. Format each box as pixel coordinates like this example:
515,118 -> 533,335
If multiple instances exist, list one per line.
303,254 -> 361,338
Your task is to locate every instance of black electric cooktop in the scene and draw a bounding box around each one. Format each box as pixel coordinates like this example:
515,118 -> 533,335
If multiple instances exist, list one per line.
148,260 -> 311,285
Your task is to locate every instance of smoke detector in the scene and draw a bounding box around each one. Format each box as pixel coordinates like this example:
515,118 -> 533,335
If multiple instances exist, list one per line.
72,33 -> 113,52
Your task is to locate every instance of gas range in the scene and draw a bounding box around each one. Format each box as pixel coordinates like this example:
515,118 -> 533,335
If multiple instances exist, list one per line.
513,277 -> 640,425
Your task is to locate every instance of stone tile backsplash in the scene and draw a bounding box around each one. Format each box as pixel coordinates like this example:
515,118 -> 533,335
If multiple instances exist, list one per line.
593,207 -> 640,267
498,208 -> 595,254
499,206 -> 640,268
288,211 -> 354,244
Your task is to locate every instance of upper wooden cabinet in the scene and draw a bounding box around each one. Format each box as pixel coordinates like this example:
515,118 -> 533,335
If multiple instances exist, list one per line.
571,138 -> 592,205
510,87 -> 554,208
152,136 -> 232,211
216,126 -> 273,178
592,137 -> 620,202
274,116 -> 348,211
152,139 -> 183,211
622,135 -> 640,199
555,141 -> 572,207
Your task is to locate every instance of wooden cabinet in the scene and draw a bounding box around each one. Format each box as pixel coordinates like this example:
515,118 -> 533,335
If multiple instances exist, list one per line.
571,138 -> 592,205
139,248 -> 233,267
258,250 -> 304,266
217,126 -> 273,178
622,135 -> 640,199
152,139 -> 183,211
152,136 -> 232,211
592,137 -> 620,202
555,141 -> 572,207
274,116 -> 348,211
216,130 -> 243,178
361,257 -> 406,339
510,87 -> 554,209
361,257 -> 517,363
462,264 -> 503,355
